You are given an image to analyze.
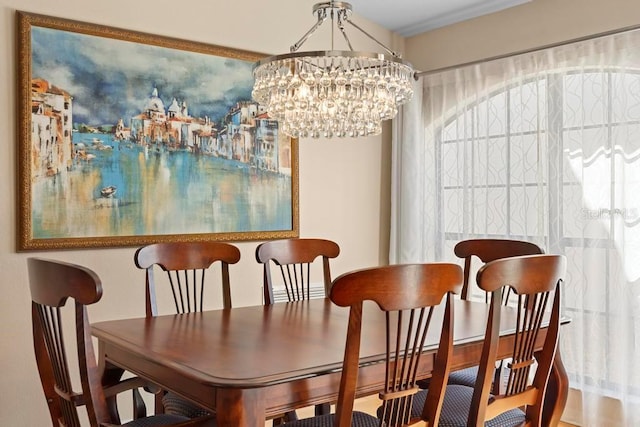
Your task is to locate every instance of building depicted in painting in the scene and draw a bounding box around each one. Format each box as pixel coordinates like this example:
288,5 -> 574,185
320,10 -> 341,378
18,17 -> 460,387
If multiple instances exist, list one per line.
219,100 -> 290,174
30,78 -> 74,181
128,88 -> 291,175
254,112 -> 291,174
113,118 -> 131,141
225,101 -> 259,163
129,87 -> 217,154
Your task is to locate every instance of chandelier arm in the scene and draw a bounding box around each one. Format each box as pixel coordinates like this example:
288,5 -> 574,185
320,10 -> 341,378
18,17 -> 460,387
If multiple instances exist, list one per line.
342,18 -> 400,58
290,9 -> 328,52
338,21 -> 354,51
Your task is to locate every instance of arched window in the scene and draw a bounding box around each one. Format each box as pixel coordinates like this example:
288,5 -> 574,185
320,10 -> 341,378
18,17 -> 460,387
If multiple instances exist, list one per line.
437,69 -> 640,397
392,29 -> 640,423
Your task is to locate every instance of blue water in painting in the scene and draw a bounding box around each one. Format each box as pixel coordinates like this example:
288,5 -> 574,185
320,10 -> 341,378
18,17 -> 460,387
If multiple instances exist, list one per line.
31,133 -> 293,239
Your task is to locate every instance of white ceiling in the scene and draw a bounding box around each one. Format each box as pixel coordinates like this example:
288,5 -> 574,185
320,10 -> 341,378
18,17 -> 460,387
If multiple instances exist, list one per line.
347,0 -> 531,37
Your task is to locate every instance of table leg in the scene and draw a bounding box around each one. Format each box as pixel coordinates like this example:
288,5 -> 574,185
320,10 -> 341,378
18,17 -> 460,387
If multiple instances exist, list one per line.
97,341 -> 126,422
216,388 -> 265,427
543,350 -> 569,426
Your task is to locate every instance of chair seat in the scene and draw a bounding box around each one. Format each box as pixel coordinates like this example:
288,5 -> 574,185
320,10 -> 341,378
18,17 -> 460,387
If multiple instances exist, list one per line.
283,411 -> 380,427
415,385 -> 525,427
447,366 -> 479,387
162,392 -> 211,418
120,414 -> 191,426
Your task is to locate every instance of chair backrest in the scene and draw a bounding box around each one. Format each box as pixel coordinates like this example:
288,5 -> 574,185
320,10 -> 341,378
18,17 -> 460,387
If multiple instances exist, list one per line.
134,242 -> 241,316
469,254 -> 566,427
454,239 -> 544,301
255,238 -> 340,305
28,257 -> 112,427
329,263 -> 463,427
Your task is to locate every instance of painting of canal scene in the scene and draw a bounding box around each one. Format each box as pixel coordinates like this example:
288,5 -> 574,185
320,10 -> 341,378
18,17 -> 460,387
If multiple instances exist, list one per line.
17,12 -> 298,250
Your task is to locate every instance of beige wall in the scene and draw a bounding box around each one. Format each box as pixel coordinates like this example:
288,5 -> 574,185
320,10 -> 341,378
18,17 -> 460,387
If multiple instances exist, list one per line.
0,1 -> 393,425
406,0 -> 640,73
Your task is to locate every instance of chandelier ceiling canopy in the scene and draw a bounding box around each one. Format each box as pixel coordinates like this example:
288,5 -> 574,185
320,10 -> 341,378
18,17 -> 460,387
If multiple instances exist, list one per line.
251,1 -> 415,139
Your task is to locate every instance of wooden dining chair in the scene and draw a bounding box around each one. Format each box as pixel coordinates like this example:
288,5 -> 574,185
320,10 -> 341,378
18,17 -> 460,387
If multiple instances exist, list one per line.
282,262 -> 464,427
27,257 -> 217,427
134,242 -> 241,418
135,241 -> 241,316
455,239 -> 544,301
256,237 -> 340,422
255,238 -> 340,305
447,238 -> 544,391
432,254 -> 566,427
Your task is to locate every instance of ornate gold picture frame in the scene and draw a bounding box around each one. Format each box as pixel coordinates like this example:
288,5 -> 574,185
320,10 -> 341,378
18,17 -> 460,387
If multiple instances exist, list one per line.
17,11 -> 299,250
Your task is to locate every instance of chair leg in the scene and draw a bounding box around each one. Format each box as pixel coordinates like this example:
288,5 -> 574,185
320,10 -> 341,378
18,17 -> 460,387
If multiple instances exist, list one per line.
314,403 -> 331,416
132,389 -> 147,419
154,391 -> 165,415
284,410 -> 299,421
492,361 -> 508,395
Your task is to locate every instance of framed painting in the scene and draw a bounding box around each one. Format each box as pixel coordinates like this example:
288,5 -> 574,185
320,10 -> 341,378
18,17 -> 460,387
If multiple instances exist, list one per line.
16,11 -> 298,251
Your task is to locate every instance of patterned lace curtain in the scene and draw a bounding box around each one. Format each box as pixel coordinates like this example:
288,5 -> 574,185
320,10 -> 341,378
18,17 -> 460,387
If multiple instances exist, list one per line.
390,28 -> 640,425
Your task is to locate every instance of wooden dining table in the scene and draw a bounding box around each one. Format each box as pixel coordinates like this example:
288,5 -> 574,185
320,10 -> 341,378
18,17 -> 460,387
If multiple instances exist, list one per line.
92,298 -> 568,427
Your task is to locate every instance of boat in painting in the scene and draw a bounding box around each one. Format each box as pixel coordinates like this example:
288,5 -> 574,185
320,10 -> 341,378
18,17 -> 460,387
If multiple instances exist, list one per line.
100,185 -> 117,198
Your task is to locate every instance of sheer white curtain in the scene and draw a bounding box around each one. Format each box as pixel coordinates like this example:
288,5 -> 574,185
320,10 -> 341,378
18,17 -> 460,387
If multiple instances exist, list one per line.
391,28 -> 640,425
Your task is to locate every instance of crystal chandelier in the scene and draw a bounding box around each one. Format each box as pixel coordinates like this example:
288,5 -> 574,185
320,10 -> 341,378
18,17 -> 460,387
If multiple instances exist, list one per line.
252,1 -> 415,139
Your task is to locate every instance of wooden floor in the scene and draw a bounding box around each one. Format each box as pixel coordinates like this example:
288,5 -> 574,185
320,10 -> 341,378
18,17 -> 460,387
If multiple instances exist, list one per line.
265,394 -> 577,426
